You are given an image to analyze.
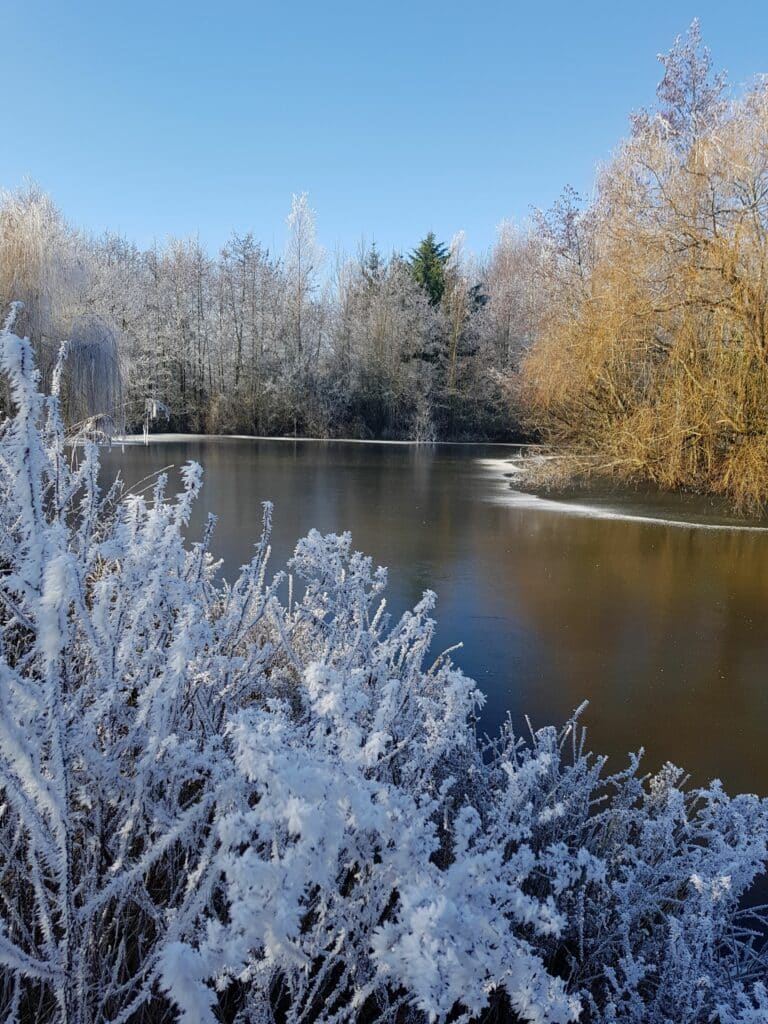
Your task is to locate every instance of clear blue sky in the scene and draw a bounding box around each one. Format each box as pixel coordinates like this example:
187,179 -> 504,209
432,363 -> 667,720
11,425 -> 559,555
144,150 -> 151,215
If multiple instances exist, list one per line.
4,0 -> 767,260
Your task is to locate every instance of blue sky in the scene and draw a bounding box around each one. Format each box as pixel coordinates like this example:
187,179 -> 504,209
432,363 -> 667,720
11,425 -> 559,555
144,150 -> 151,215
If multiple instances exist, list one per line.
4,0 -> 767,260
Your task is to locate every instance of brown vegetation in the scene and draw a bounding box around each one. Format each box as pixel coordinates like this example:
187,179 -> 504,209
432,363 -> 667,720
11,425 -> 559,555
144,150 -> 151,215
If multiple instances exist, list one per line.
521,22 -> 768,511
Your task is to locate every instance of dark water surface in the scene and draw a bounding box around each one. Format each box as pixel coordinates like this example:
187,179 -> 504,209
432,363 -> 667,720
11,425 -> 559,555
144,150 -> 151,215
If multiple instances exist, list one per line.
101,437 -> 768,797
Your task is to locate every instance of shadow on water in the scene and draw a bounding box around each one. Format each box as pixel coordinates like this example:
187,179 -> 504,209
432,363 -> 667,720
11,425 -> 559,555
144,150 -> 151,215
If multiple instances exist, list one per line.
101,436 -> 768,798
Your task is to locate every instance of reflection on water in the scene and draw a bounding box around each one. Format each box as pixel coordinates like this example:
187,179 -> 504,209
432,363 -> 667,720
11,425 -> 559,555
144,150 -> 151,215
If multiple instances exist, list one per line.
100,437 -> 768,796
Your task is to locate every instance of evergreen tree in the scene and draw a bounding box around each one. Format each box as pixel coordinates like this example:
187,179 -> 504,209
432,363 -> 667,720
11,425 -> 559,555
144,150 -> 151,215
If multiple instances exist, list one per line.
362,241 -> 383,286
409,231 -> 449,304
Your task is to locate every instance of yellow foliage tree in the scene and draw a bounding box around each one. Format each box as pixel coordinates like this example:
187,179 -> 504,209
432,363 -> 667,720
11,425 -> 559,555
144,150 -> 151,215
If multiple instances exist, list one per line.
522,23 -> 768,511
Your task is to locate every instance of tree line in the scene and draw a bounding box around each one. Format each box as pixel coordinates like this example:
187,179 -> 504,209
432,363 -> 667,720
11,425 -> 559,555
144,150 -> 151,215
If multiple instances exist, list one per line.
0,190 -> 542,442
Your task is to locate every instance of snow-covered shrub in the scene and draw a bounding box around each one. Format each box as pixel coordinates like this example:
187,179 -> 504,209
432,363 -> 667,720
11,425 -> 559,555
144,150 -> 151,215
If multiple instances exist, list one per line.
482,724 -> 768,1023
0,303 -> 765,1024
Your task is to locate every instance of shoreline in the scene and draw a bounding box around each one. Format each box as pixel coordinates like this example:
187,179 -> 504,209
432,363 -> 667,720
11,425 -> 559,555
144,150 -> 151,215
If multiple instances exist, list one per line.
477,456 -> 768,534
113,432 -> 539,448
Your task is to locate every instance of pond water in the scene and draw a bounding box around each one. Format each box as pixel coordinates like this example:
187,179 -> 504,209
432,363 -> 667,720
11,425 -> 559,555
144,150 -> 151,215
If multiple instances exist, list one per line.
101,437 -> 768,797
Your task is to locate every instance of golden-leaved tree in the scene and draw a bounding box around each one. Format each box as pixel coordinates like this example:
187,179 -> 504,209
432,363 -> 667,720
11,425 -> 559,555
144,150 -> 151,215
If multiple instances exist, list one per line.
522,21 -> 768,511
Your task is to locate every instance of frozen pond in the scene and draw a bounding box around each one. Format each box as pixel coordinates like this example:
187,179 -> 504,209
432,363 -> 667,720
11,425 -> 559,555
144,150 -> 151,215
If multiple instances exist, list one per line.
101,437 -> 768,796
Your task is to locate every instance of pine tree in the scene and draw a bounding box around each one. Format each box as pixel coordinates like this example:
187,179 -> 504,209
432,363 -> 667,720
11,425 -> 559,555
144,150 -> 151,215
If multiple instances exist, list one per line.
409,231 -> 449,305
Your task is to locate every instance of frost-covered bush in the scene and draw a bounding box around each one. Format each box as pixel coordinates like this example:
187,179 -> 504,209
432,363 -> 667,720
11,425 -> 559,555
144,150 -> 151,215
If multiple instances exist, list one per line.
0,304 -> 766,1024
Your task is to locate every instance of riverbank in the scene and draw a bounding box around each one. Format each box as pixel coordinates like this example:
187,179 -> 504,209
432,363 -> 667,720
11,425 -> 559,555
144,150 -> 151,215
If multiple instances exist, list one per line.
478,452 -> 768,532
115,431 -> 534,447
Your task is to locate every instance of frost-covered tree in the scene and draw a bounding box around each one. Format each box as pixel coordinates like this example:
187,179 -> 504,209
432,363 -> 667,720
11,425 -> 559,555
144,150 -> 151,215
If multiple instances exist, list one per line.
0,188 -> 124,427
60,315 -> 123,431
631,18 -> 728,148
0,186 -> 77,351
482,222 -> 545,371
285,192 -> 325,364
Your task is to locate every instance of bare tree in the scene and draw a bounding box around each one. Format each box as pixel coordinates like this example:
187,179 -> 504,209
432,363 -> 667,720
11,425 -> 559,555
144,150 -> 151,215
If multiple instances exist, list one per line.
285,192 -> 324,366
